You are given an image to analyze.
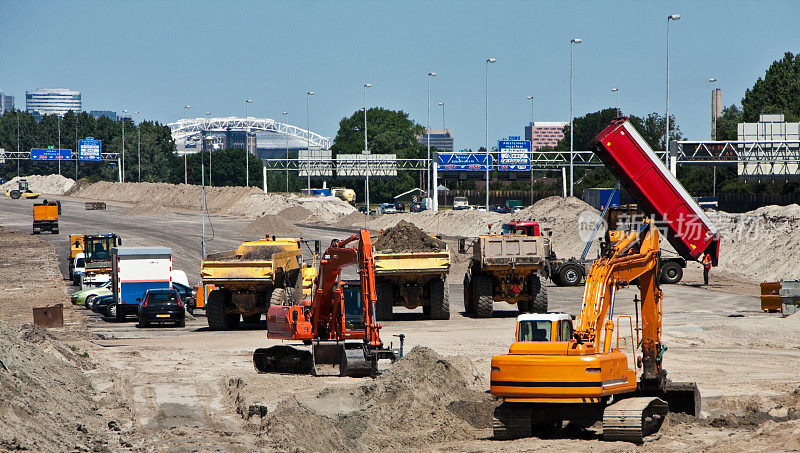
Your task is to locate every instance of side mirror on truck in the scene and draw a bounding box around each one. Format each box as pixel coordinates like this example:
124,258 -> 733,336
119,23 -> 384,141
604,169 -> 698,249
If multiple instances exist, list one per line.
458,238 -> 467,254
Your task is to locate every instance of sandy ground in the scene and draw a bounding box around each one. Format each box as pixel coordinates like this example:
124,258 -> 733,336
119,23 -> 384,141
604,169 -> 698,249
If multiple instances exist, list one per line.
2,193 -> 800,451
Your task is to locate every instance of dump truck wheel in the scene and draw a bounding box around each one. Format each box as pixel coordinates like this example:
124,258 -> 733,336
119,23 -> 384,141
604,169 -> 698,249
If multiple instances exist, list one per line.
207,290 -> 239,330
517,299 -> 530,314
287,270 -> 304,304
558,264 -> 583,286
375,278 -> 393,321
530,275 -> 548,313
269,288 -> 288,306
9,190 -> 20,199
474,273 -> 493,318
660,262 -> 683,284
463,274 -> 473,314
243,314 -> 261,324
429,278 -> 450,320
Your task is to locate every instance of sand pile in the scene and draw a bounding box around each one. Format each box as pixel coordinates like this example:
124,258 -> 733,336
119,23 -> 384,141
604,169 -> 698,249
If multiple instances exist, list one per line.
123,201 -> 173,216
72,181 -> 262,212
258,347 -> 492,452
374,220 -> 447,253
0,323 -> 114,451
1,174 -> 75,195
332,210 -> 369,228
227,193 -> 356,222
278,206 -> 313,223
240,215 -> 302,239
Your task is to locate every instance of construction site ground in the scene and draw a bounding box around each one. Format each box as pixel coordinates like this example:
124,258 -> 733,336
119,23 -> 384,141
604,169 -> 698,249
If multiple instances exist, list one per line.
1,194 -> 800,452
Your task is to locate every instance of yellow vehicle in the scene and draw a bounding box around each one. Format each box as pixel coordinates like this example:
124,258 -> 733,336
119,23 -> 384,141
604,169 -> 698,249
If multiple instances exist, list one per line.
7,179 -> 41,199
490,220 -> 699,443
201,237 -> 319,330
68,234 -> 85,283
32,200 -> 60,234
332,187 -> 356,204
460,233 -> 550,318
373,247 -> 450,320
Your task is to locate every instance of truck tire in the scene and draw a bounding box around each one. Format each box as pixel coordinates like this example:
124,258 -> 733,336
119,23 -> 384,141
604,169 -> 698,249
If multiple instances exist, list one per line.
10,190 -> 20,199
531,276 -> 548,313
73,274 -> 81,286
428,278 -> 450,320
473,273 -> 493,318
207,290 -> 239,330
269,288 -> 288,306
558,264 -> 583,286
463,274 -> 473,314
243,314 -> 261,324
115,305 -> 126,323
660,261 -> 683,284
375,278 -> 393,321
286,269 -> 303,304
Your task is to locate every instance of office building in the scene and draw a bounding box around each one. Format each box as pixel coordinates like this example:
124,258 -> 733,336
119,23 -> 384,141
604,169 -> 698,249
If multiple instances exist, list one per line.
417,128 -> 454,152
26,88 -> 81,118
90,110 -> 117,121
525,121 -> 568,150
0,90 -> 14,113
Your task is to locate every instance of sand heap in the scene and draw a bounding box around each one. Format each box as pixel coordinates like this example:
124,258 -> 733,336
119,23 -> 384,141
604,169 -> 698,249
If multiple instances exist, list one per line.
258,347 -> 492,452
227,193 -> 356,222
1,174 -> 75,195
239,215 -> 302,239
123,201 -> 173,216
373,220 -> 446,253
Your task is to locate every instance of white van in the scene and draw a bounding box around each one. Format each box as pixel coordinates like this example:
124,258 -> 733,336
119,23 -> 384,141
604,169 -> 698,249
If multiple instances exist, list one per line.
72,253 -> 86,286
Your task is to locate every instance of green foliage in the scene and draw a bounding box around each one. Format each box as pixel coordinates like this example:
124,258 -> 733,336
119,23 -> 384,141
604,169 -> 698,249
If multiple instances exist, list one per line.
715,105 -> 742,141
742,52 -> 800,122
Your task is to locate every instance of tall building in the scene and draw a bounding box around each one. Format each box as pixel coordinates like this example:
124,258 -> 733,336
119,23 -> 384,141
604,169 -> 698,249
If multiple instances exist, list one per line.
525,121 -> 568,150
711,88 -> 722,140
0,90 -> 14,113
90,110 -> 117,121
417,128 -> 454,152
26,88 -> 81,118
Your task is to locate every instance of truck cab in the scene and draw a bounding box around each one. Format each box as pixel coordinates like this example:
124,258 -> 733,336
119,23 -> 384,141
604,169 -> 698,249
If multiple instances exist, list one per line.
501,220 -> 541,237
83,234 -> 122,287
453,197 -> 469,210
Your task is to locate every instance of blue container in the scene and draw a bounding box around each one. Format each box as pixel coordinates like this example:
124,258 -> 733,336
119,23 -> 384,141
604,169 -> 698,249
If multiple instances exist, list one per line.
582,188 -> 620,210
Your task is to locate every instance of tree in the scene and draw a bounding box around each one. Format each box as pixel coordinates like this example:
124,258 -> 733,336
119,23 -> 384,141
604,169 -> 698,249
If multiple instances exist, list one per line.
742,52 -> 800,122
714,105 -> 743,141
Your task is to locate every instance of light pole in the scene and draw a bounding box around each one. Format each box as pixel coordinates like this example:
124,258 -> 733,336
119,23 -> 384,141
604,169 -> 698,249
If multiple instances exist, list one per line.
57,113 -> 61,175
205,112 -> 212,186
435,101 -> 445,211
569,38 -> 581,197
306,91 -> 314,193
363,83 -> 372,212
426,72 -> 437,203
709,77 -> 718,197
611,88 -> 620,116
526,96 -> 534,206
134,111 -> 141,182
245,99 -> 253,187
74,112 -> 79,179
16,110 -> 20,177
485,58 -> 496,210
122,109 -> 128,182
282,111 -> 289,191
666,13 -> 680,172
183,105 -> 190,184
526,96 -> 534,126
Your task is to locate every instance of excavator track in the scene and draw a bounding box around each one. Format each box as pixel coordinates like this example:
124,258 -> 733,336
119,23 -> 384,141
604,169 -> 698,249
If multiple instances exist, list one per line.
253,345 -> 313,374
492,402 -> 532,440
602,397 -> 668,443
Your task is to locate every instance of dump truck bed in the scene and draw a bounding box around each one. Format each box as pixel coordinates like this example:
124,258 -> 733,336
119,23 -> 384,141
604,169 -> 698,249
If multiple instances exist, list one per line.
33,204 -> 58,221
475,235 -> 549,269
201,242 -> 301,284
590,118 -> 720,264
373,249 -> 450,276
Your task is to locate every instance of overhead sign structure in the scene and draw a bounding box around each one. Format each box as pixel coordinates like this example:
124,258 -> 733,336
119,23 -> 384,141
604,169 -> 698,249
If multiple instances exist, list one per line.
437,152 -> 491,172
336,154 -> 397,178
298,148 -> 333,177
498,139 -> 531,171
78,137 -> 102,161
30,148 -> 72,161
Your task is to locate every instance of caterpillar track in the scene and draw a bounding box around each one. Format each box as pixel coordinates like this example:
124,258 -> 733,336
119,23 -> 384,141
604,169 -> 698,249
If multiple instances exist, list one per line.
602,397 -> 669,443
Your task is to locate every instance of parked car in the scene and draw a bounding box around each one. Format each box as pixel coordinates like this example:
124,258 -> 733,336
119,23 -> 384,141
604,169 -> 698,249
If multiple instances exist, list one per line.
410,202 -> 425,212
490,205 -> 510,213
452,197 -> 470,210
137,288 -> 185,328
379,203 -> 397,214
173,282 -> 194,310
394,202 -> 406,212
358,206 -> 377,215
473,205 -> 487,212
71,280 -> 112,306
91,294 -> 116,317
71,253 -> 86,286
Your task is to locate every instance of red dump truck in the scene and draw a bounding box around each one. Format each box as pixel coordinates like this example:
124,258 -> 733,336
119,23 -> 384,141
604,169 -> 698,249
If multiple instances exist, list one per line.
589,117 -> 720,265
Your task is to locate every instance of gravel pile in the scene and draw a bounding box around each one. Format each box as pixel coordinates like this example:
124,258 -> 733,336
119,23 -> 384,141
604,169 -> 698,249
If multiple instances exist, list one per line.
123,201 -> 173,216
239,215 -> 302,239
373,220 -> 446,253
1,174 -> 75,195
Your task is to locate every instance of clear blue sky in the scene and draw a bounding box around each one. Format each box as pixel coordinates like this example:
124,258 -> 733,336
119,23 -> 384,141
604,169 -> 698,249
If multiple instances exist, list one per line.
2,1 -> 797,150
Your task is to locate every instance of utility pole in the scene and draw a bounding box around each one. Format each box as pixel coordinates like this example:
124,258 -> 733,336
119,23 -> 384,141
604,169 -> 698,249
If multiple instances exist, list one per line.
427,72 -> 437,205
57,114 -> 61,175
183,105 -> 190,184
283,112 -> 289,191
306,92 -> 315,193
569,38 -> 581,197
666,14 -> 681,174
485,58 -> 496,210
245,100 -> 253,187
363,83 -> 372,212
135,111 -> 141,182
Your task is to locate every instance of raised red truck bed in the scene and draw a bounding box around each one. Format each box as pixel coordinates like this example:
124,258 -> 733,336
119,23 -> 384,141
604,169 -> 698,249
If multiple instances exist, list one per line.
589,117 -> 720,265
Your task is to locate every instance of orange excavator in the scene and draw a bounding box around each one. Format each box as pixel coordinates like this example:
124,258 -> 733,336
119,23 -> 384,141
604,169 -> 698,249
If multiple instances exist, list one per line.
490,219 -> 700,443
253,230 -> 398,377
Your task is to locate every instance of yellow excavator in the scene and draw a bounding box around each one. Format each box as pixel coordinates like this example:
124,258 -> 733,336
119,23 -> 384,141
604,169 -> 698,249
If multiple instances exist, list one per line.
490,219 -> 700,443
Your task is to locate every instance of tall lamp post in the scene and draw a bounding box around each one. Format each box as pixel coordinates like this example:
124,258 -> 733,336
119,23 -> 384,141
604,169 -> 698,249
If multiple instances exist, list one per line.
57,113 -> 61,175
245,99 -> 253,187
666,13 -> 681,173
282,111 -> 289,191
569,38 -> 581,197
305,91 -> 314,193
426,72 -> 437,204
611,88 -> 620,116
122,109 -> 129,182
526,96 -> 534,206
485,57 -> 496,210
205,112 -> 212,186
182,105 -> 190,184
709,77 -> 718,197
134,111 -> 141,182
435,101 -> 445,211
363,83 -> 372,212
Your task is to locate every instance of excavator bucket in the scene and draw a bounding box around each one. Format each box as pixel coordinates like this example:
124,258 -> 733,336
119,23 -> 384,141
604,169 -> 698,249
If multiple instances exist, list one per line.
661,380 -> 701,416
253,345 -> 313,374
312,342 -> 376,378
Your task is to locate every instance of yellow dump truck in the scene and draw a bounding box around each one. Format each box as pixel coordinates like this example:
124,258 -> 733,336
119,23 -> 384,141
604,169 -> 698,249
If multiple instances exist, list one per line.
201,237 -> 319,330
68,234 -> 85,285
32,200 -> 60,234
373,247 -> 451,320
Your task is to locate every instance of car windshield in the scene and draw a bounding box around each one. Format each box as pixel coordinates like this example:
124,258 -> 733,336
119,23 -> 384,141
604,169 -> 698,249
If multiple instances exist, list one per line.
76,258 -> 85,267
147,292 -> 179,304
502,224 -> 527,235
518,320 -> 552,342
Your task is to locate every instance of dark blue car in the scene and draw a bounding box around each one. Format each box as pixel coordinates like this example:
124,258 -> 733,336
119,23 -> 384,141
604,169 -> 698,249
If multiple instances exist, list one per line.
137,288 -> 185,328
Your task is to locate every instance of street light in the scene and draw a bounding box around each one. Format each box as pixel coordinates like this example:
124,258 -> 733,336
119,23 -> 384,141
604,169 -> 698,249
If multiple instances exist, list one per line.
245,99 -> 253,187
666,13 -> 680,173
205,112 -> 212,186
485,57 -> 496,210
569,38 -> 581,197
57,113 -> 61,175
436,101 -> 445,211
122,109 -> 129,183
306,91 -> 315,194
525,96 -> 535,206
611,88 -> 620,116
427,72 -> 437,205
282,111 -> 289,191
363,83 -> 372,212
183,105 -> 190,184
134,111 -> 141,182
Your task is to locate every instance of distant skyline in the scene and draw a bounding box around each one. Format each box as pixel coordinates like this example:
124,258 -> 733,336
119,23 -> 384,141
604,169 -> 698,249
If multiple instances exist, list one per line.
2,1 -> 797,150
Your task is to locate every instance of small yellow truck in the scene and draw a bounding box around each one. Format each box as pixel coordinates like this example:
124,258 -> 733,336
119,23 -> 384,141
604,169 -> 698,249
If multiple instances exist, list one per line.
32,200 -> 60,234
373,247 -> 451,320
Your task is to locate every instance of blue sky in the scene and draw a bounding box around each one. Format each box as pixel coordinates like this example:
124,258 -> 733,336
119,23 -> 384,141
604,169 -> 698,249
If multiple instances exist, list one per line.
2,1 -> 797,150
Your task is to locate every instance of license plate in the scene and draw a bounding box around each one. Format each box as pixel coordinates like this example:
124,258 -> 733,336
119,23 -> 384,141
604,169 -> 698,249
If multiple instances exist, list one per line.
156,314 -> 170,318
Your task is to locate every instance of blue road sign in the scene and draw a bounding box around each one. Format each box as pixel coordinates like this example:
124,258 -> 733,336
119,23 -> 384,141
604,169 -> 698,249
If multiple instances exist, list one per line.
437,153 -> 492,172
30,148 -> 72,161
78,137 -> 102,161
498,139 -> 531,171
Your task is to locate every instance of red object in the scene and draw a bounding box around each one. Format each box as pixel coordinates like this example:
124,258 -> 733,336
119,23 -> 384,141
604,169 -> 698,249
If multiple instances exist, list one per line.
504,220 -> 541,236
589,118 -> 720,265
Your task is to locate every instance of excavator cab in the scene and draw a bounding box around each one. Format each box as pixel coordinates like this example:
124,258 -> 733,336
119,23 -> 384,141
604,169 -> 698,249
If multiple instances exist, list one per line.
341,281 -> 366,332
516,314 -> 573,342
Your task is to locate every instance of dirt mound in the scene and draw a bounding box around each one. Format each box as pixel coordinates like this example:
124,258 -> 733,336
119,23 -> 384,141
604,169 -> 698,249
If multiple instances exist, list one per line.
374,220 -> 446,253
332,210 -> 369,228
123,201 -> 173,216
64,177 -> 92,196
227,193 -> 356,222
278,206 -> 313,223
1,174 -> 75,195
0,322 -> 114,451
240,215 -> 302,239
259,347 -> 492,452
